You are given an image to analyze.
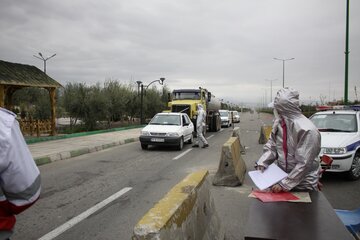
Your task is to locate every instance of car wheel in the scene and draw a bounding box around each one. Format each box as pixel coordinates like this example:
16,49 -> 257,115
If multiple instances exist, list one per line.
178,137 -> 184,150
187,134 -> 194,144
347,152 -> 360,180
141,143 -> 148,150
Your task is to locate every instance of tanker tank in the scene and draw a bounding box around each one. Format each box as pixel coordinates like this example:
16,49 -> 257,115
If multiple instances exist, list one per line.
208,95 -> 221,111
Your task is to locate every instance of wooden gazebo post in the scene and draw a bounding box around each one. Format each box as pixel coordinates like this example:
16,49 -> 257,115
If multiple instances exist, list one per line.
0,84 -> 4,107
48,87 -> 57,136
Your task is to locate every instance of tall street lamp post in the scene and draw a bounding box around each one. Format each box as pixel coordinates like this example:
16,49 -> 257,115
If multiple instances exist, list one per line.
265,79 -> 278,102
33,52 -> 56,74
273,57 -> 295,88
344,0 -> 350,104
136,78 -> 165,124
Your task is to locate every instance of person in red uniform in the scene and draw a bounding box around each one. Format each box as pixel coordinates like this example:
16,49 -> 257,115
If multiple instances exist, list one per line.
0,108 -> 41,239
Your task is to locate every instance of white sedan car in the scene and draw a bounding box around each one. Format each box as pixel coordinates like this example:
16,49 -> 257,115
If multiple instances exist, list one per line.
310,109 -> 360,180
139,112 -> 194,150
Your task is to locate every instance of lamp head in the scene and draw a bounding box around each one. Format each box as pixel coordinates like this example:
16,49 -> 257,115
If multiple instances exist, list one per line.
136,81 -> 142,86
160,77 -> 165,85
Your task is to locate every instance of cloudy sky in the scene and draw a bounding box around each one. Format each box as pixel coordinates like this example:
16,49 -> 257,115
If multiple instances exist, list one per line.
1,0 -> 359,106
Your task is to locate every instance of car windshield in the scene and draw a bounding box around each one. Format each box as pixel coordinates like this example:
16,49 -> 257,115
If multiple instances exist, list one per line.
310,114 -> 357,132
220,111 -> 228,117
172,91 -> 200,100
149,115 -> 181,126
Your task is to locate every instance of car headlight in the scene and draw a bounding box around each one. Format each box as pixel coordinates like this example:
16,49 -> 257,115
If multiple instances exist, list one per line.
322,147 -> 347,155
141,131 -> 151,136
166,132 -> 179,137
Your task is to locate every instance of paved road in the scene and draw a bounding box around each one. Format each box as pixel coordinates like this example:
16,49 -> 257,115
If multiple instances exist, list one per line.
14,112 -> 360,240
16,116 -> 240,239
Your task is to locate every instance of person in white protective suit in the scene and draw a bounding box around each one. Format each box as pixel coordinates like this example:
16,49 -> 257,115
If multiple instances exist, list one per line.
0,108 -> 41,239
256,88 -> 321,192
192,104 -> 209,148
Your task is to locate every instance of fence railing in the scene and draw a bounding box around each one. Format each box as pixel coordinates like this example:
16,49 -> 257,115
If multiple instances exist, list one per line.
19,119 -> 52,137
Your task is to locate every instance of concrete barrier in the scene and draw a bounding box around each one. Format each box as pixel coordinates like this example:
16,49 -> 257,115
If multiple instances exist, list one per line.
232,127 -> 246,154
132,170 -> 225,240
258,125 -> 272,144
212,137 -> 247,187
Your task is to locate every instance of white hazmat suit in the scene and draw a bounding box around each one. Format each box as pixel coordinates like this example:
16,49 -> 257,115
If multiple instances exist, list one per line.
257,88 -> 321,191
193,104 -> 208,148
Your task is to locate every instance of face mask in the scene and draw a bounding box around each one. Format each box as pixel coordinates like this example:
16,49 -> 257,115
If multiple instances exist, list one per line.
273,108 -> 280,119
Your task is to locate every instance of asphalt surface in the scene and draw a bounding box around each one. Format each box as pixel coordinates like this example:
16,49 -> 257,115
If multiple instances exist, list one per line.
23,112 -> 271,239
23,113 -> 360,240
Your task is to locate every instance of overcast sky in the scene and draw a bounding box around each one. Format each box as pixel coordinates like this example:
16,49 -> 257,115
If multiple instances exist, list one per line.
1,0 -> 359,106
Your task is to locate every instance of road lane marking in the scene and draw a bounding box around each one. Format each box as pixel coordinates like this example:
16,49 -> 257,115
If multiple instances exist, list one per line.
206,134 -> 214,140
38,187 -> 132,240
173,148 -> 192,160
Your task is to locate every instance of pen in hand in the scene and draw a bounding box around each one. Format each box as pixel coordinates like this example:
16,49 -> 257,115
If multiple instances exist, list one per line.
255,165 -> 266,173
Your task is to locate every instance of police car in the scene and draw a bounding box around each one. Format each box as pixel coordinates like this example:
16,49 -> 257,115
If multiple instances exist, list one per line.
310,107 -> 360,180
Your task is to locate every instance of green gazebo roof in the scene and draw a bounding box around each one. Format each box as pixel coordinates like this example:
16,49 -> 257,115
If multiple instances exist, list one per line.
0,60 -> 62,88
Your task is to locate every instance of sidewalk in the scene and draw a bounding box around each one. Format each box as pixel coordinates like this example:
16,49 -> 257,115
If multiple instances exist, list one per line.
28,128 -> 141,165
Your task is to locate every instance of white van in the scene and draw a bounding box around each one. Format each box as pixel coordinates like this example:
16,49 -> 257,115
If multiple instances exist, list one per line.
219,110 -> 232,127
231,111 -> 240,123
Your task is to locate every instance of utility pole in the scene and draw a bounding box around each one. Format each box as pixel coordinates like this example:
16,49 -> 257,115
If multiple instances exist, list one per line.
33,52 -> 56,74
136,78 -> 165,124
344,0 -> 350,104
265,79 -> 278,102
273,57 -> 295,88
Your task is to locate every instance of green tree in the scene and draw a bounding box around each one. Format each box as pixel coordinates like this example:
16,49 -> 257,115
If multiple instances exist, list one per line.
126,89 -> 140,123
102,80 -> 133,125
63,82 -> 89,128
12,87 -> 51,119
84,83 -> 107,130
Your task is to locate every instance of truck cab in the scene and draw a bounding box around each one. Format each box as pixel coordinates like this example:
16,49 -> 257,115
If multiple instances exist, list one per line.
168,88 -> 221,132
170,89 -> 208,119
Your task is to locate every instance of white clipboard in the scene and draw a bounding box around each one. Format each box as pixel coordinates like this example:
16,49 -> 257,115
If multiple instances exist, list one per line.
248,163 -> 288,190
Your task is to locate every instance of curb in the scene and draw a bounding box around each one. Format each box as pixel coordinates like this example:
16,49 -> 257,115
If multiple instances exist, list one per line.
34,137 -> 139,166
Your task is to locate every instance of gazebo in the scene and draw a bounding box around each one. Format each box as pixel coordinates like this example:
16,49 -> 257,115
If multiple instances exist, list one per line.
0,60 -> 62,135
